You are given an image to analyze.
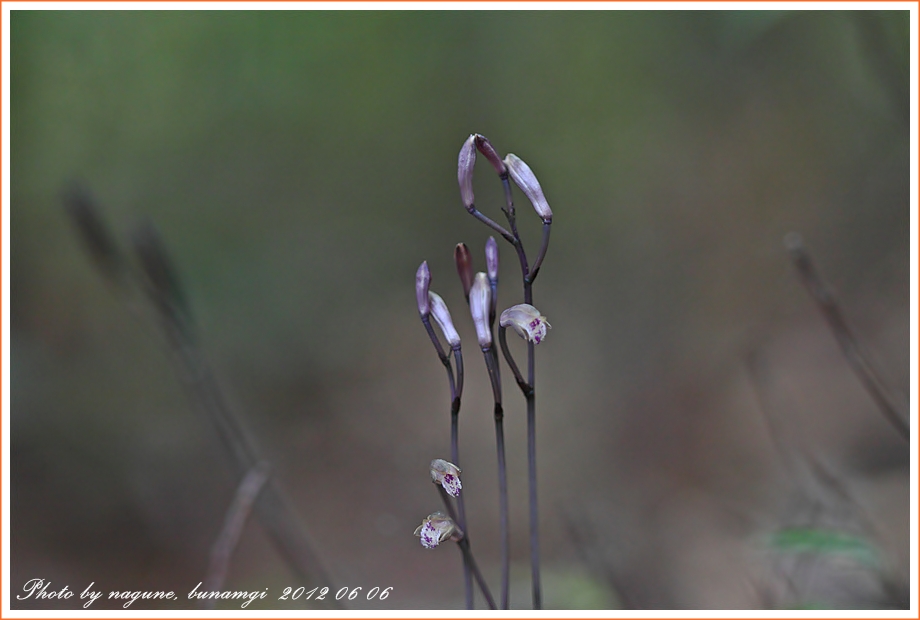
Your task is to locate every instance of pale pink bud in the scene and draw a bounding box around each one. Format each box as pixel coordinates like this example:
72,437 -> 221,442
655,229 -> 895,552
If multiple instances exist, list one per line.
430,459 -> 462,497
474,134 -> 506,176
469,273 -> 492,348
485,236 -> 499,282
454,243 -> 473,299
416,261 -> 431,317
414,511 -> 461,549
500,304 -> 551,344
504,154 -> 553,223
428,292 -> 461,347
458,135 -> 477,209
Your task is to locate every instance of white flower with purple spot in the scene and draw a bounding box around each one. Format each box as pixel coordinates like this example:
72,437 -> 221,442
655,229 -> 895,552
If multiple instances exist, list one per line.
500,304 -> 551,344
414,512 -> 459,549
430,459 -> 462,497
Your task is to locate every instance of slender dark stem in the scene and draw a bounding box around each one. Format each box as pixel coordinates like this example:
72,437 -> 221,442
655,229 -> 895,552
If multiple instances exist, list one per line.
482,347 -> 509,609
467,205 -> 515,244
522,281 -> 542,609
447,348 -> 473,609
498,326 -> 531,395
437,486 -> 496,609
203,461 -> 271,609
785,233 -> 909,440
529,222 -> 552,285
452,346 -> 464,401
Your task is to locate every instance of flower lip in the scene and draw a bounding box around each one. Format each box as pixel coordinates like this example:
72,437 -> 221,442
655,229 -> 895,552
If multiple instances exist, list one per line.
504,154 -> 553,223
500,304 -> 551,344
469,272 -> 492,348
416,261 -> 431,317
428,292 -> 461,348
414,511 -> 461,549
430,459 -> 462,497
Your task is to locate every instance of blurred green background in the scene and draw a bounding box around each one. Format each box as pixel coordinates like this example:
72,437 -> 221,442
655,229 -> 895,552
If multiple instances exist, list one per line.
12,10 -> 911,609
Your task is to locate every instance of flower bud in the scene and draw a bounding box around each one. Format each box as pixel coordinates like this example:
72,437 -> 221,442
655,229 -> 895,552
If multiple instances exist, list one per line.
500,304 -> 551,344
474,134 -> 506,176
454,243 -> 473,300
430,459 -> 462,497
485,236 -> 499,282
416,261 -> 431,317
469,272 -> 491,348
458,134 -> 477,209
414,511 -> 462,549
428,292 -> 461,348
504,154 -> 553,223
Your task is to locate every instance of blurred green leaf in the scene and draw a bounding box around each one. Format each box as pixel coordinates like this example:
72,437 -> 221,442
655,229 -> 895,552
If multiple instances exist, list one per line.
769,528 -> 879,568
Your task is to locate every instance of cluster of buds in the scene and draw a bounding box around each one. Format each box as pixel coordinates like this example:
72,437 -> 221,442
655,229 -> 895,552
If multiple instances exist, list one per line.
413,135 -> 554,612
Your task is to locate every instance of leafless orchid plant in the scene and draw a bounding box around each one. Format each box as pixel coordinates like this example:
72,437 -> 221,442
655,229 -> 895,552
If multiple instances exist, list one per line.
414,134 -> 553,610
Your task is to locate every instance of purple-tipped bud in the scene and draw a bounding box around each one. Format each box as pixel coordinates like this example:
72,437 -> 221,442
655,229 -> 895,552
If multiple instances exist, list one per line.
458,135 -> 477,209
454,243 -> 473,299
474,134 -> 507,176
416,261 -> 431,317
485,236 -> 499,282
469,272 -> 492,348
504,153 -> 553,223
429,292 -> 461,348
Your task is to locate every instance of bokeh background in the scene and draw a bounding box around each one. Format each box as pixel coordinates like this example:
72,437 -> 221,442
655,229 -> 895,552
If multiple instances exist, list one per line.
11,9 -> 912,610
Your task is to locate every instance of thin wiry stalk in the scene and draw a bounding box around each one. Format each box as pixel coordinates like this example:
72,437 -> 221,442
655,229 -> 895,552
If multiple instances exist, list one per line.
436,485 -> 497,610
483,347 -> 510,609
785,233 -> 909,440
421,321 -> 473,608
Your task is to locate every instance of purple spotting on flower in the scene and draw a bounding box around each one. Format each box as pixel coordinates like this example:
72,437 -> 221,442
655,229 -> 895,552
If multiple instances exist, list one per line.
469,272 -> 492,348
430,459 -> 462,497
500,304 -> 551,344
416,261 -> 431,318
428,292 -> 461,347
503,154 -> 553,223
414,512 -> 460,549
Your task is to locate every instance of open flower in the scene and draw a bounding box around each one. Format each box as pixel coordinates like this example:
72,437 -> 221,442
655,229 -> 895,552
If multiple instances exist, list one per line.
430,459 -> 462,497
414,512 -> 461,549
500,304 -> 551,344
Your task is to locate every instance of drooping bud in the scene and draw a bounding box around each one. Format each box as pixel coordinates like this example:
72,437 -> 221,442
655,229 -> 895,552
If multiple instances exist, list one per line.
416,261 -> 431,317
428,292 -> 461,348
469,272 -> 491,348
454,243 -> 473,300
485,236 -> 499,282
474,134 -> 506,176
430,459 -> 462,497
414,511 -> 462,549
504,154 -> 553,223
500,304 -> 551,344
458,134 -> 477,209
